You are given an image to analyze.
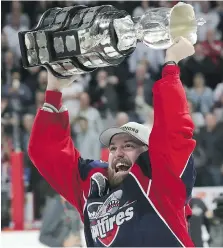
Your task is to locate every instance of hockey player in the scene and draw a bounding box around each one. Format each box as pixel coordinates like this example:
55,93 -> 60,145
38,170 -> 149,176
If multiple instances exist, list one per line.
28,37 -> 196,247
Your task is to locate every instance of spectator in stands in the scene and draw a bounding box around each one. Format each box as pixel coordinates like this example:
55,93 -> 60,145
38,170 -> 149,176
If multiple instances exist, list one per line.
33,1 -> 52,27
214,82 -> 223,103
21,113 -> 34,151
115,112 -> 129,127
35,90 -> 45,109
189,197 -> 211,247
211,193 -> 223,247
23,67 -> 41,103
2,70 -> 32,113
188,99 -> 205,131
5,1 -> 30,28
180,43 -> 217,88
213,85 -> 223,122
143,105 -> 154,133
74,116 -> 101,160
74,92 -> 104,135
188,73 -> 214,114
128,43 -> 164,78
20,113 -> 35,190
21,113 -> 39,196
202,29 -> 223,65
158,1 -> 174,8
196,1 -> 220,42
37,70 -> 48,92
2,50 -> 19,85
111,0 -> 137,17
1,95 -> 14,137
192,143 -> 209,187
197,112 -> 223,186
125,61 -> 155,114
1,31 -> 9,59
135,83 -> 154,123
213,82 -> 223,121
3,5 -> 28,59
27,90 -> 45,115
39,195 -> 82,247
132,0 -> 151,18
89,69 -> 119,119
1,122 -> 13,229
216,1 -> 223,40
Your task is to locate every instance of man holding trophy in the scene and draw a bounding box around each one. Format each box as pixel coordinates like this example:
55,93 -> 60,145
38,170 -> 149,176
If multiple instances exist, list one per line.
24,2 -> 205,247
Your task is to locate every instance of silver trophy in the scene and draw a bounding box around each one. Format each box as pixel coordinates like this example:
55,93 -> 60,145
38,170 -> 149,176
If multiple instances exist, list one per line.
18,2 -> 205,78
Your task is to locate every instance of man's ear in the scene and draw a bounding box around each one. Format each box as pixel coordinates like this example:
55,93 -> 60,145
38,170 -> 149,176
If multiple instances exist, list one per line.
139,145 -> 148,154
142,145 -> 148,152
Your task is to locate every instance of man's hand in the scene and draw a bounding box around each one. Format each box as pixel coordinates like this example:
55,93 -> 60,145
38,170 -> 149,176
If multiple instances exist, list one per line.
47,69 -> 78,92
165,37 -> 195,64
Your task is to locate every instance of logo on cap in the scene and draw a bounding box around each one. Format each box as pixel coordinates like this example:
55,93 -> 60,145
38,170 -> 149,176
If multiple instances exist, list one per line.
121,126 -> 139,133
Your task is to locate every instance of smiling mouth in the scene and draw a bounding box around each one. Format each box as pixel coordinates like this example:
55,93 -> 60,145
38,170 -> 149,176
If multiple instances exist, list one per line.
115,162 -> 131,173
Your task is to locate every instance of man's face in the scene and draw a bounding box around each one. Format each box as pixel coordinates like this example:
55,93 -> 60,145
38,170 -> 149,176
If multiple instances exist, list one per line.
80,93 -> 90,109
194,44 -> 204,58
205,113 -> 217,129
5,51 -> 13,66
22,114 -> 34,132
108,133 -> 146,188
193,74 -> 205,88
38,71 -> 48,84
96,70 -> 108,82
35,91 -> 45,105
136,64 -> 147,80
79,119 -> 88,132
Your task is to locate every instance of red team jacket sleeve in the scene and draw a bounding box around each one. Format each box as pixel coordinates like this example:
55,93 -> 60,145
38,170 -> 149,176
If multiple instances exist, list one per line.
149,65 -> 196,204
28,91 -> 85,219
150,65 -> 196,175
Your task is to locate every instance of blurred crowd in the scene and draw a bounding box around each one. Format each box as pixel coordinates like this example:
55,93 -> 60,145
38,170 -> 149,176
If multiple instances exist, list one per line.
1,0 -> 223,245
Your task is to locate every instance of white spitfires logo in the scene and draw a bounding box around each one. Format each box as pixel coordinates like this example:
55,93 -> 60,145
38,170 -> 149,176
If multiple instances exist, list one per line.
87,190 -> 136,246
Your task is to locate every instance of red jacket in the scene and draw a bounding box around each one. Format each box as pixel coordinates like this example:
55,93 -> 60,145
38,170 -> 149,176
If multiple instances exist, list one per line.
28,65 -> 196,247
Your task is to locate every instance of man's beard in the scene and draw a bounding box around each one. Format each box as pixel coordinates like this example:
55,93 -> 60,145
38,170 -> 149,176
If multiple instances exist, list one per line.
107,157 -> 132,188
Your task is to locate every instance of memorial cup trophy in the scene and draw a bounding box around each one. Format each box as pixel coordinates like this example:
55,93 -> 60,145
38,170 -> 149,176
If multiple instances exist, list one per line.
18,2 -> 205,79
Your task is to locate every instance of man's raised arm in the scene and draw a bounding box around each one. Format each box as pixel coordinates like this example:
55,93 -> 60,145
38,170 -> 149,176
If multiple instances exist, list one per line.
28,73 -> 86,218
149,37 -> 196,182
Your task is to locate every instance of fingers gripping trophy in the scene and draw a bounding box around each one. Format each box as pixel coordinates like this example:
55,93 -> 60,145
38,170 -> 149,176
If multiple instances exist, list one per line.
18,2 -> 205,80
